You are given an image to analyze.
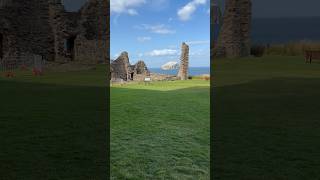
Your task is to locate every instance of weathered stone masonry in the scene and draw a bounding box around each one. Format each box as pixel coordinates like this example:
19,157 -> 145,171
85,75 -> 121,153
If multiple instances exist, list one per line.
177,42 -> 189,80
215,0 -> 252,58
110,52 -> 149,82
0,0 -> 108,64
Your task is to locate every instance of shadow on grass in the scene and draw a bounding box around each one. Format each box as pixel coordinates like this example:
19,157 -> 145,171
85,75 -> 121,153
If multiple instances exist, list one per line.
0,80 -> 107,179
111,86 -> 210,179
213,77 -> 320,179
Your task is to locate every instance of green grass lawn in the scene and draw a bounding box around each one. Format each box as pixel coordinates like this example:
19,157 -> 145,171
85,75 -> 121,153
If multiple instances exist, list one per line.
111,80 -> 210,179
213,55 -> 320,179
0,65 -> 107,179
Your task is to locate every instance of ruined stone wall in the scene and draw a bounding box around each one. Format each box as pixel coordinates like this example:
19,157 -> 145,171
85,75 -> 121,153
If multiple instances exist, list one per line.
215,0 -> 252,58
110,52 -> 130,81
110,52 -> 149,82
177,42 -> 189,80
0,0 -> 108,65
49,1 -> 81,62
133,74 -> 147,81
134,61 -> 148,75
50,0 -> 107,63
0,0 -> 55,61
74,37 -> 105,64
76,0 -> 107,63
0,10 -> 17,59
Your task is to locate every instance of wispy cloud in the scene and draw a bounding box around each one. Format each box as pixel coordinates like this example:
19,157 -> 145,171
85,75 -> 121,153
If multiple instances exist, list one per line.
146,49 -> 178,57
138,53 -> 144,57
177,0 -> 207,21
148,0 -> 170,11
135,24 -> 176,34
137,36 -> 152,42
127,9 -> 138,15
190,48 -> 210,57
113,53 -> 120,58
111,0 -> 146,15
186,40 -> 210,45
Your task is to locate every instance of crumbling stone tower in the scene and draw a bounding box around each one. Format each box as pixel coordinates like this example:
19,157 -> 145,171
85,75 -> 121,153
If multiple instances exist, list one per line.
177,42 -> 189,80
215,0 -> 252,58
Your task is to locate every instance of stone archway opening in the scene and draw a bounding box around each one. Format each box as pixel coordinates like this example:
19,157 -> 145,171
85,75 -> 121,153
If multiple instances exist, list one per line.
65,35 -> 76,60
130,72 -> 134,80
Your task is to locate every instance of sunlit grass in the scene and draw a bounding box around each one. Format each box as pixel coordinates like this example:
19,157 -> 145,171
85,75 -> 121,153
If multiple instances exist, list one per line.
111,79 -> 210,179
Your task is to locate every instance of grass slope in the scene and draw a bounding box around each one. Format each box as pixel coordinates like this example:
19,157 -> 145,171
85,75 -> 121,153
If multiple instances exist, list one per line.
213,56 -> 320,179
0,66 -> 107,179
111,80 -> 210,179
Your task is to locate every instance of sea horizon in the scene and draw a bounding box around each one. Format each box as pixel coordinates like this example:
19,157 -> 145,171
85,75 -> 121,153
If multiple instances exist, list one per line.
149,67 -> 210,76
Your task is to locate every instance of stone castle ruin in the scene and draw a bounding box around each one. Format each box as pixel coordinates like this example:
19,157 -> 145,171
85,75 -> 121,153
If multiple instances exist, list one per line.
0,0 -> 108,67
111,42 -> 190,82
177,42 -> 189,80
214,0 -> 252,58
110,52 -> 149,82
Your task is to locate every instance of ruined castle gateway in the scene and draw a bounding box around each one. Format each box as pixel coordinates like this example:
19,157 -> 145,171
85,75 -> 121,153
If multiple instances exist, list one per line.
215,0 -> 252,58
0,0 -> 108,64
177,42 -> 189,80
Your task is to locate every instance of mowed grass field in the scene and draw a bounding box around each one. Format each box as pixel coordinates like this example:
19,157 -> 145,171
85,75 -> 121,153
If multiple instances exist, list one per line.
111,80 -> 210,179
0,66 -> 107,179
213,56 -> 320,179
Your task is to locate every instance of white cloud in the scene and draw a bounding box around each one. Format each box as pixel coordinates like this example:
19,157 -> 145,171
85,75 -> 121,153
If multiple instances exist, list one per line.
190,48 -> 210,57
111,0 -> 146,15
146,49 -> 178,57
167,44 -> 178,49
186,40 -> 210,45
135,24 -> 176,34
113,53 -> 120,58
194,0 -> 206,3
137,36 -> 152,42
127,9 -> 138,15
177,0 -> 207,21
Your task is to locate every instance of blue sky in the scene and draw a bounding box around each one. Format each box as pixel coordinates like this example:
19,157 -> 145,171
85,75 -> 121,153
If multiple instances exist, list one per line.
110,0 -> 210,68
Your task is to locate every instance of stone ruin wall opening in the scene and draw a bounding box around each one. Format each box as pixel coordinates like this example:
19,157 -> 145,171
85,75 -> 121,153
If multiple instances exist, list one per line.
64,35 -> 77,60
130,72 -> 134,80
0,0 -> 108,65
52,0 -> 107,64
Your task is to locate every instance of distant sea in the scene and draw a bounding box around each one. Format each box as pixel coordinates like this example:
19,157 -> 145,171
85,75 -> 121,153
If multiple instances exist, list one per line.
252,17 -> 320,44
149,67 -> 210,76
